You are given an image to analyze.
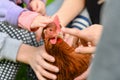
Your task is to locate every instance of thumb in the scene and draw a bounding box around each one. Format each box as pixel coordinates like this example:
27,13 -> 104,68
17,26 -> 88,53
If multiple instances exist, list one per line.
75,46 -> 96,54
30,3 -> 37,11
35,27 -> 44,42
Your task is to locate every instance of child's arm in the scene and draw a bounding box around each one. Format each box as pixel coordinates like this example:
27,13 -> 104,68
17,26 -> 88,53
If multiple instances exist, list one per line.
0,0 -> 51,41
0,32 -> 58,80
52,0 -> 85,27
0,0 -> 27,26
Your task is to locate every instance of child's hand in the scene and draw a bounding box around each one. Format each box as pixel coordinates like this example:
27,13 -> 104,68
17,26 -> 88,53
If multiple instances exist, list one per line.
63,32 -> 79,48
31,15 -> 53,41
18,11 -> 53,42
29,0 -> 46,15
29,45 -> 59,80
17,44 -> 59,80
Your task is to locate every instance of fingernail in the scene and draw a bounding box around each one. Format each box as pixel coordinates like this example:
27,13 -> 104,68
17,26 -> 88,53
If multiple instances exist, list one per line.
51,57 -> 55,62
52,75 -> 57,80
75,48 -> 80,52
55,67 -> 59,72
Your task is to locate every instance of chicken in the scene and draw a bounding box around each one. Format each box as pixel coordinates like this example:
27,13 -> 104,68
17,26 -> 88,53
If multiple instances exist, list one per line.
42,16 -> 92,80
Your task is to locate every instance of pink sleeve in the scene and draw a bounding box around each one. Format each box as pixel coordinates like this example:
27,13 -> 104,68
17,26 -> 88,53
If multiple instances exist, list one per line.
18,11 -> 39,31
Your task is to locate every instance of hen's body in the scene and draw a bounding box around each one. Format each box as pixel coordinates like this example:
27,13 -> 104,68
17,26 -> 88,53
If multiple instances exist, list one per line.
43,22 -> 92,80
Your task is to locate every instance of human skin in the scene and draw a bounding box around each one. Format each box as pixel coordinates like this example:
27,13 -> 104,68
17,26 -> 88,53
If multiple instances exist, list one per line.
51,0 -> 85,47
62,24 -> 103,54
62,24 -> 103,80
16,44 -> 59,80
29,0 -> 46,15
52,0 -> 85,27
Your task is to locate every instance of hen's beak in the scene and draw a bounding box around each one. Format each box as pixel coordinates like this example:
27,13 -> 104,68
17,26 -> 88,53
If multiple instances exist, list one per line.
49,31 -> 63,44
57,31 -> 64,39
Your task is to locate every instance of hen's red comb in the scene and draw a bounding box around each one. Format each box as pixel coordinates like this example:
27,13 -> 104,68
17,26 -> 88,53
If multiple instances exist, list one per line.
49,15 -> 62,44
53,15 -> 61,33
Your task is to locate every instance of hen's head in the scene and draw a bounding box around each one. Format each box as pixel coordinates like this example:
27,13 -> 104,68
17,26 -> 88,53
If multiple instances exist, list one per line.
42,16 -> 63,46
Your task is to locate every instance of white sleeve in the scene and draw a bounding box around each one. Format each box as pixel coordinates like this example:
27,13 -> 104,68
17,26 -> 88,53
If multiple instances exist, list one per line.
0,32 -> 22,62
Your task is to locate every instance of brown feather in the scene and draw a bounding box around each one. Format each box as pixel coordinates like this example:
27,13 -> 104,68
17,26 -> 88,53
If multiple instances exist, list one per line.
42,22 -> 92,80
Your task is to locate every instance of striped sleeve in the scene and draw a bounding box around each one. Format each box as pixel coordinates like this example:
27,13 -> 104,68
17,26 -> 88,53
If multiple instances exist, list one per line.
70,8 -> 91,30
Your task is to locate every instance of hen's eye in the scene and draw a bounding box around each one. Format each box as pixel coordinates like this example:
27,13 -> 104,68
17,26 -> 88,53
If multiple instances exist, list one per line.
49,28 -> 53,31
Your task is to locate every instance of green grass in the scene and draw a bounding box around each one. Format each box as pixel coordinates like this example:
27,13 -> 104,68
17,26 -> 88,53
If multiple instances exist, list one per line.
46,0 -> 54,6
15,64 -> 28,80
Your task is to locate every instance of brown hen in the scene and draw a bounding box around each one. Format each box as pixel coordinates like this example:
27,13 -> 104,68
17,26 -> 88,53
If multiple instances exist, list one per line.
42,19 -> 92,80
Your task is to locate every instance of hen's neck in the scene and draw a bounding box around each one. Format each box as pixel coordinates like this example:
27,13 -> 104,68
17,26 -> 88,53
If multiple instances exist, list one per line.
45,38 -> 75,56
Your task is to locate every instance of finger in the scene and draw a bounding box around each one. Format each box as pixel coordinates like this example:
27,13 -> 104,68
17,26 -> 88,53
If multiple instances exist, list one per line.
31,4 -> 37,11
31,17 -> 52,29
75,46 -> 96,54
41,51 -> 55,62
36,5 -> 42,13
65,35 -> 77,47
41,9 -> 46,16
64,34 -> 70,42
31,23 -> 46,29
37,65 -> 57,80
61,27 -> 82,37
35,71 -> 46,80
38,57 -> 59,73
35,27 -> 44,41
72,36 -> 79,48
40,45 -> 55,62
32,16 -> 52,25
37,5 -> 46,15
61,27 -> 87,40
41,17 -> 53,24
